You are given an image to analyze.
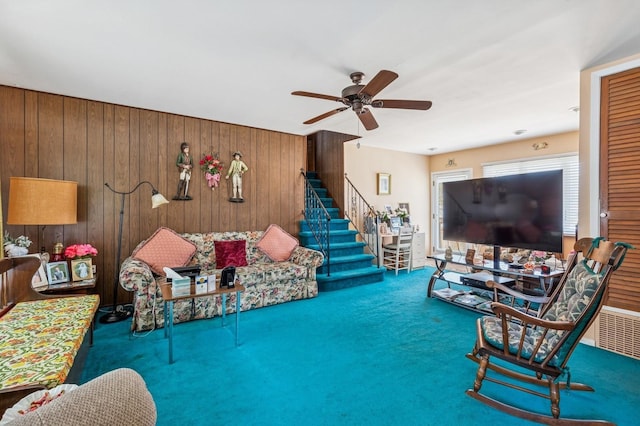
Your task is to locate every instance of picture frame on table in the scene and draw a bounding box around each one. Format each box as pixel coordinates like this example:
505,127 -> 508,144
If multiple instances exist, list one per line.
398,202 -> 410,214
18,253 -> 48,289
377,173 -> 391,195
70,258 -> 93,281
46,261 -> 69,284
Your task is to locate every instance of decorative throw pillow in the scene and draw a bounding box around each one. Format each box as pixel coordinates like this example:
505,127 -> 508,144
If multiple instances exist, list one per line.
214,240 -> 248,269
132,227 -> 197,276
255,224 -> 299,262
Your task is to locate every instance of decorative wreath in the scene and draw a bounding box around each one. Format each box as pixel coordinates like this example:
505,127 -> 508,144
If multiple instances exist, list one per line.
199,153 -> 225,190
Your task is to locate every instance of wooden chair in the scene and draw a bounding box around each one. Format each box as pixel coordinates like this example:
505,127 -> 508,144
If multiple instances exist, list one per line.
465,237 -> 633,425
382,232 -> 413,275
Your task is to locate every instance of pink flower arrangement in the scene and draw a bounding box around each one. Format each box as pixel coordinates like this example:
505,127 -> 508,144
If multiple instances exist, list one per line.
65,244 -> 98,259
199,153 -> 225,190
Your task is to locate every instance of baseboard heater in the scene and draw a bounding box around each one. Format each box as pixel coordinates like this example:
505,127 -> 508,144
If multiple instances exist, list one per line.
595,306 -> 640,360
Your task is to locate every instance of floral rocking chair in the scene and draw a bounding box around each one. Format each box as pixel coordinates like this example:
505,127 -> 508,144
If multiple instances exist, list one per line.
465,237 -> 632,425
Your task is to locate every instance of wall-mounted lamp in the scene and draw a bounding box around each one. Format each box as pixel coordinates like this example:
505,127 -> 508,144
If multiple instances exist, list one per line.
532,142 -> 549,151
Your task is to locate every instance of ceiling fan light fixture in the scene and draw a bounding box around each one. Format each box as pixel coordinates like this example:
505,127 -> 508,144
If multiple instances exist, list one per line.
292,69 -> 431,130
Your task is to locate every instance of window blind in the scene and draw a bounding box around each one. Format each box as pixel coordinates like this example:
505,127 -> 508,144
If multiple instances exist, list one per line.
482,154 -> 578,235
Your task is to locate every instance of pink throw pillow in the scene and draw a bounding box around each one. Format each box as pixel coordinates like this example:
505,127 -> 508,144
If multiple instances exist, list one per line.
255,224 -> 299,262
214,240 -> 248,269
132,227 -> 197,276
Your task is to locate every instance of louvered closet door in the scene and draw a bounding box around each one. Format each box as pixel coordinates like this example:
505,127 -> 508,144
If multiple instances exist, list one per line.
600,67 -> 640,312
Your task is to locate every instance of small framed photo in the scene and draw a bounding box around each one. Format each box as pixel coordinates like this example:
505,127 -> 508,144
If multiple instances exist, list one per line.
46,261 -> 70,284
465,249 -> 476,265
32,261 -> 49,289
398,203 -> 410,214
377,173 -> 391,195
70,258 -> 93,281
19,254 -> 48,289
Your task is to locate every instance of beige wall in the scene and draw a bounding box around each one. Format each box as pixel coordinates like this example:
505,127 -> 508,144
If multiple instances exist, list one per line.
429,131 -> 578,176
343,131 -> 578,256
429,131 -> 578,257
344,142 -> 431,236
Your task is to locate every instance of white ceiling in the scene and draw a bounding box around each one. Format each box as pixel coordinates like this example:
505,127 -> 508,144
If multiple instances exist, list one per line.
2,0 -> 640,155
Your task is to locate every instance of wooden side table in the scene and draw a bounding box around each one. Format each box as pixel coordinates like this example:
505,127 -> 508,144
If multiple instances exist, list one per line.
38,276 -> 98,295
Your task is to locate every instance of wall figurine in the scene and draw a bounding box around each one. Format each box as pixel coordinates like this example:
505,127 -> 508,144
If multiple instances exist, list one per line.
173,142 -> 193,200
226,151 -> 248,202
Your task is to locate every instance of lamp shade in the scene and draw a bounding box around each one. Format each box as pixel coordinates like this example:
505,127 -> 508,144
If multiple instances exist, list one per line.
151,192 -> 170,209
7,177 -> 78,225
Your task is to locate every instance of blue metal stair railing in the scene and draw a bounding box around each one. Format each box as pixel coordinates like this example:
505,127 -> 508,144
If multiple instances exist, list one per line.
301,170 -> 331,276
344,173 -> 380,267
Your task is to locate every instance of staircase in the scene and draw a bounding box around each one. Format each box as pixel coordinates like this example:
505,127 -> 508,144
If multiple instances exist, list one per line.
299,172 -> 385,291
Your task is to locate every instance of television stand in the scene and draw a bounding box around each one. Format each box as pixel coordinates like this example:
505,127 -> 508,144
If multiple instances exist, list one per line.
426,253 -> 564,314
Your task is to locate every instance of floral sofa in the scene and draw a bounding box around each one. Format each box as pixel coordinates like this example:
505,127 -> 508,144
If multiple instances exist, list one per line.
119,228 -> 324,332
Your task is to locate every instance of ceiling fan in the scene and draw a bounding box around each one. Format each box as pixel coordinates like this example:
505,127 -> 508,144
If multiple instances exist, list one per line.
292,70 -> 432,130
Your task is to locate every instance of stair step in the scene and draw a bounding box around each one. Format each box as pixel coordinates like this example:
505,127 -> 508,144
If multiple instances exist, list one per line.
299,229 -> 357,245
308,178 -> 322,188
307,241 -> 367,258
316,266 -> 385,291
299,219 -> 350,232
314,188 -> 328,197
305,206 -> 340,219
317,253 -> 375,274
320,198 -> 333,208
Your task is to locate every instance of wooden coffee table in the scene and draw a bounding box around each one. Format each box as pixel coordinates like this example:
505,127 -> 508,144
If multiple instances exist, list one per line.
159,280 -> 245,364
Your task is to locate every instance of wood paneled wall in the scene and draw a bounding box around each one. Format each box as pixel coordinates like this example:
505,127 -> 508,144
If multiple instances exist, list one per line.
307,130 -> 359,217
0,85 -> 306,307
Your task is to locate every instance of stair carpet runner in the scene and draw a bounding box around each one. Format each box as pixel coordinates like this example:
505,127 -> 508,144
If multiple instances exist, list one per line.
299,172 -> 385,291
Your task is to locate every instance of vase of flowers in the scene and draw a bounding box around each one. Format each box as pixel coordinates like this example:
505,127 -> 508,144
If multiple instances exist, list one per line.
65,244 -> 98,281
3,231 -> 32,257
64,244 -> 98,259
199,153 -> 225,190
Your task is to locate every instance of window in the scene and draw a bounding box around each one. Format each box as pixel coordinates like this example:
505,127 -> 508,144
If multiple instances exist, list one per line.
431,169 -> 472,253
482,154 -> 578,235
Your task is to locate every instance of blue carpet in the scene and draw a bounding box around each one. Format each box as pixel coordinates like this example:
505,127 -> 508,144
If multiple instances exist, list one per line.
82,269 -> 640,425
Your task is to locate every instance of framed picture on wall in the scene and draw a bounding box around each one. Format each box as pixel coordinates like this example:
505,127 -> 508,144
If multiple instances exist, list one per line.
377,173 -> 391,195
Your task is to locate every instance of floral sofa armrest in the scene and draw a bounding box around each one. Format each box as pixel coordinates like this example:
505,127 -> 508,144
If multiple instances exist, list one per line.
289,246 -> 324,279
119,256 -> 156,294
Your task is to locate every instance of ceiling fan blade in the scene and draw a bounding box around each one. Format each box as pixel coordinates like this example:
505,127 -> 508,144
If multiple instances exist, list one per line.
359,70 -> 398,97
292,91 -> 342,102
303,107 -> 349,125
372,99 -> 433,110
357,108 -> 379,130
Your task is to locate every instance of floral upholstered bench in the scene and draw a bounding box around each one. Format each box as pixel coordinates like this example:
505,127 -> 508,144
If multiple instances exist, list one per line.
0,257 -> 100,415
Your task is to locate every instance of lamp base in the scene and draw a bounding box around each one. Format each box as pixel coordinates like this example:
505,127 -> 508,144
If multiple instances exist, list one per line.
99,309 -> 130,324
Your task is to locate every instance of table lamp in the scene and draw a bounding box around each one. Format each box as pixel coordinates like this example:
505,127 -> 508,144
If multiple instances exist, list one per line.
6,177 -> 78,254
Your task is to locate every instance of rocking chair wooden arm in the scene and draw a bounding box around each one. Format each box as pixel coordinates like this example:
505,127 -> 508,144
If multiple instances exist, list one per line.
490,302 -> 574,331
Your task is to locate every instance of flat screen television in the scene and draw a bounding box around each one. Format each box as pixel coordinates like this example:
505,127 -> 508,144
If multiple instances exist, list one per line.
442,170 -> 563,253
